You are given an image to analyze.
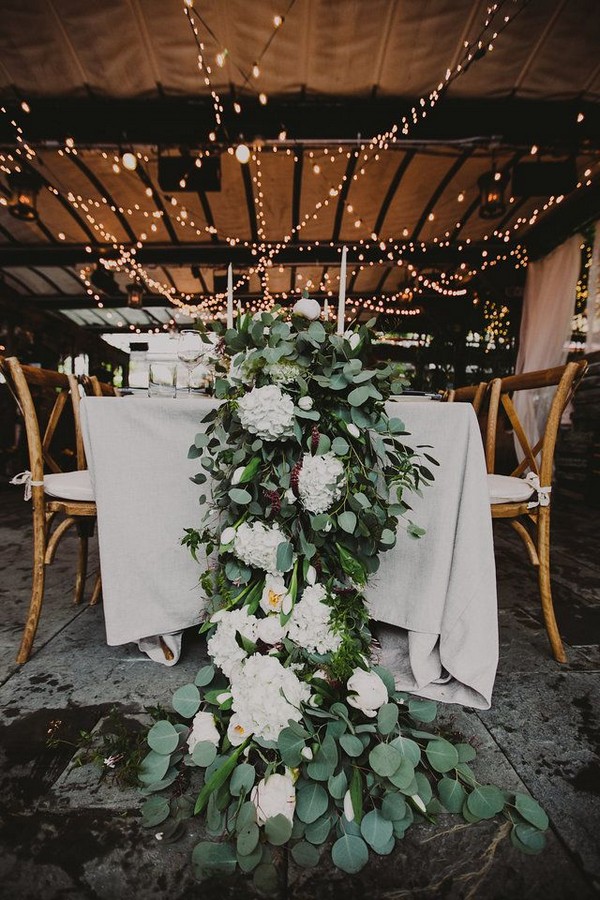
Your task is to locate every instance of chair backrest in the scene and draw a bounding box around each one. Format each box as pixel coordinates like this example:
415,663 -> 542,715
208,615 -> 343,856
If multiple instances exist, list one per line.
444,381 -> 488,415
0,356 -> 86,484
83,375 -> 120,397
484,360 -> 588,482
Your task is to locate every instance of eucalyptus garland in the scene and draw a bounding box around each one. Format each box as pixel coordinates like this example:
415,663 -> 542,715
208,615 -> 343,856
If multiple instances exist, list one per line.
139,302 -> 548,890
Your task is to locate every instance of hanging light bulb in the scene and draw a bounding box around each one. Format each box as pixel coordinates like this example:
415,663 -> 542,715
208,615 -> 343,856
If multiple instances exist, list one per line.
121,151 -> 137,171
259,92 -> 268,105
273,14 -> 283,27
216,49 -> 228,67
235,144 -> 251,164
233,101 -> 241,114
252,63 -> 260,78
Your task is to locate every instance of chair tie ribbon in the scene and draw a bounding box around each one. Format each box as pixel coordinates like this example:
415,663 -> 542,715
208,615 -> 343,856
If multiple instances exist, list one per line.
10,471 -> 44,501
524,472 -> 552,509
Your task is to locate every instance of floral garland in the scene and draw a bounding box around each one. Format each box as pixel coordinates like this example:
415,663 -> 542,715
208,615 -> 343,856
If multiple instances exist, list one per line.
139,300 -> 548,890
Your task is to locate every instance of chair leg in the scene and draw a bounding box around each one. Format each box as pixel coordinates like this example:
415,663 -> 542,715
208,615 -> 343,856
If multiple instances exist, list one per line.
17,507 -> 47,664
89,572 -> 102,606
74,536 -> 88,605
537,506 -> 567,664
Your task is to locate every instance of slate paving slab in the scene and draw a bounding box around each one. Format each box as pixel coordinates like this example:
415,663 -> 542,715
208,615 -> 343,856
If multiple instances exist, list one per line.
1,495 -> 599,898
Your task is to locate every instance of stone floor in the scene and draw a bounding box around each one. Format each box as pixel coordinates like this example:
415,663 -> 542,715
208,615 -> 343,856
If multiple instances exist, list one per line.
0,486 -> 598,899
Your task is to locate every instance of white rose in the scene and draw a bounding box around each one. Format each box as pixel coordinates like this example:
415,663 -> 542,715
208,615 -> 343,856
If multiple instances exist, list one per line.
187,711 -> 220,753
231,467 -> 246,485
347,423 -> 360,439
220,526 -> 236,546
346,668 -> 388,717
260,575 -> 289,614
227,714 -> 252,746
343,330 -> 361,350
298,396 -> 313,410
292,296 -> 321,320
251,772 -> 296,825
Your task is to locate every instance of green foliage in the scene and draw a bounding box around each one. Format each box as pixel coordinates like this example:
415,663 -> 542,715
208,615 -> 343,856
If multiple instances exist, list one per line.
139,306 -> 547,889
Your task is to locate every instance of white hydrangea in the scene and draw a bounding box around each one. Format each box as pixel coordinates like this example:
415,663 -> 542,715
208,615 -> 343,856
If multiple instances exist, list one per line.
234,522 -> 288,574
287,583 -> 342,655
237,384 -> 294,441
207,607 -> 258,678
229,655 -> 311,743
255,615 -> 288,646
298,452 -> 345,514
266,361 -> 302,385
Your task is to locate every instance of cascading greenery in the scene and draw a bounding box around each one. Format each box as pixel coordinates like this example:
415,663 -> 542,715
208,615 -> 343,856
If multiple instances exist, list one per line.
139,305 -> 548,892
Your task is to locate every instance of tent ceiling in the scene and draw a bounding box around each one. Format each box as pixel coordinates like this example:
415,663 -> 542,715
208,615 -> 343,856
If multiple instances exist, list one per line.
0,0 -> 599,332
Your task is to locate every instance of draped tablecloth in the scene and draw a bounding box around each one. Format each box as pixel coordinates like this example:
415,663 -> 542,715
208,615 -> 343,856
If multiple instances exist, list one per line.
80,397 -> 498,709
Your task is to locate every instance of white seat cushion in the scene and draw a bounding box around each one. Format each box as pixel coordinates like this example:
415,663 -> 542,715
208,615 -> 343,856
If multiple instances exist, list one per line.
44,470 -> 95,503
487,473 -> 535,505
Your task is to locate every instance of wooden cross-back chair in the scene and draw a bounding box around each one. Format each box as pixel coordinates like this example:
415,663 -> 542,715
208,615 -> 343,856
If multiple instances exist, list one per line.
1,356 -> 101,664
484,360 -> 588,662
82,375 -> 120,397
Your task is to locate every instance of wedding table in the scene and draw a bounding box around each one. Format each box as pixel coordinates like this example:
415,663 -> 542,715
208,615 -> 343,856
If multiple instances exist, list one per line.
80,397 -> 498,709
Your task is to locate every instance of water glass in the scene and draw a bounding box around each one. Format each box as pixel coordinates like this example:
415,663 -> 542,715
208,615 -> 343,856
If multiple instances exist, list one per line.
148,361 -> 177,398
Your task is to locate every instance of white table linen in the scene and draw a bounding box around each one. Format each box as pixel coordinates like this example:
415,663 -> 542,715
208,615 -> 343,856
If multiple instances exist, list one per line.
81,397 -> 498,707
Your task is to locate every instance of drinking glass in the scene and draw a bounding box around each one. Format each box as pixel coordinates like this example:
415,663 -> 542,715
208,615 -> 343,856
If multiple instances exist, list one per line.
148,361 -> 177,398
177,330 -> 205,395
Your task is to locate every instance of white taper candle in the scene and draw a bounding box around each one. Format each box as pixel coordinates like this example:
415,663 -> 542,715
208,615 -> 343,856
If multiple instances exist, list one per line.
337,246 -> 347,335
226,263 -> 233,330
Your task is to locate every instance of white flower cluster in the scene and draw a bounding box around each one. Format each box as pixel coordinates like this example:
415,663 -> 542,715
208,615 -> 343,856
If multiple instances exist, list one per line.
206,607 -> 258,679
298,452 -> 345,514
229,655 -> 311,743
347,668 -> 389,717
187,710 -> 220,753
266,361 -> 303,385
237,384 -> 295,441
234,521 -> 287,574
287,583 -> 341,654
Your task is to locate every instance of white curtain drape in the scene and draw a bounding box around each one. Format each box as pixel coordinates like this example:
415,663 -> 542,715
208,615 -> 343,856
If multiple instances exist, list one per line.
513,234 -> 582,457
586,222 -> 600,352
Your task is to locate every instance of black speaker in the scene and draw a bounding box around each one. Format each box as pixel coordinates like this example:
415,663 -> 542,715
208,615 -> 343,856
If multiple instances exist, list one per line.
512,160 -> 576,198
158,155 -> 221,192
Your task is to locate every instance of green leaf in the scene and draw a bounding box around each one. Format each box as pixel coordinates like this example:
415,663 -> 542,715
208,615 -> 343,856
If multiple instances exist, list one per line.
238,456 -> 261,483
307,735 -> 338,781
389,736 -> 421,766
237,841 -> 263,873
147,720 -> 179,755
360,809 -> 394,851
230,763 -> 256,797
296,783 -> 329,824
229,487 -> 252,504
331,437 -> 349,456
191,741 -> 218,768
511,823 -> 547,855
276,541 -> 294,572
138,750 -> 171,786
369,743 -> 402,777
467,785 -> 506,820
305,814 -> 333,845
253,863 -> 279,894
377,703 -> 399,735
235,801 -> 257,831
192,841 -> 237,880
425,739 -> 459,774
456,742 -> 477,763
388,761 -> 417,793
514,793 -> 548,831
277,728 -> 306,767
335,543 -> 366,585
331,834 -> 369,874
379,528 -> 396,547
291,840 -> 320,867
339,734 -> 364,757
381,792 -> 407,822
194,665 -> 215,687
194,743 -> 248,815
348,386 -> 370,407
372,665 -> 395,696
327,770 -> 348,800
438,777 -> 466,814
265,813 -> 293,846
141,796 -> 170,828
172,683 -> 201,719
337,511 -> 357,534
407,698 -> 438,723
349,767 -> 363,824
237,822 -> 260,857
